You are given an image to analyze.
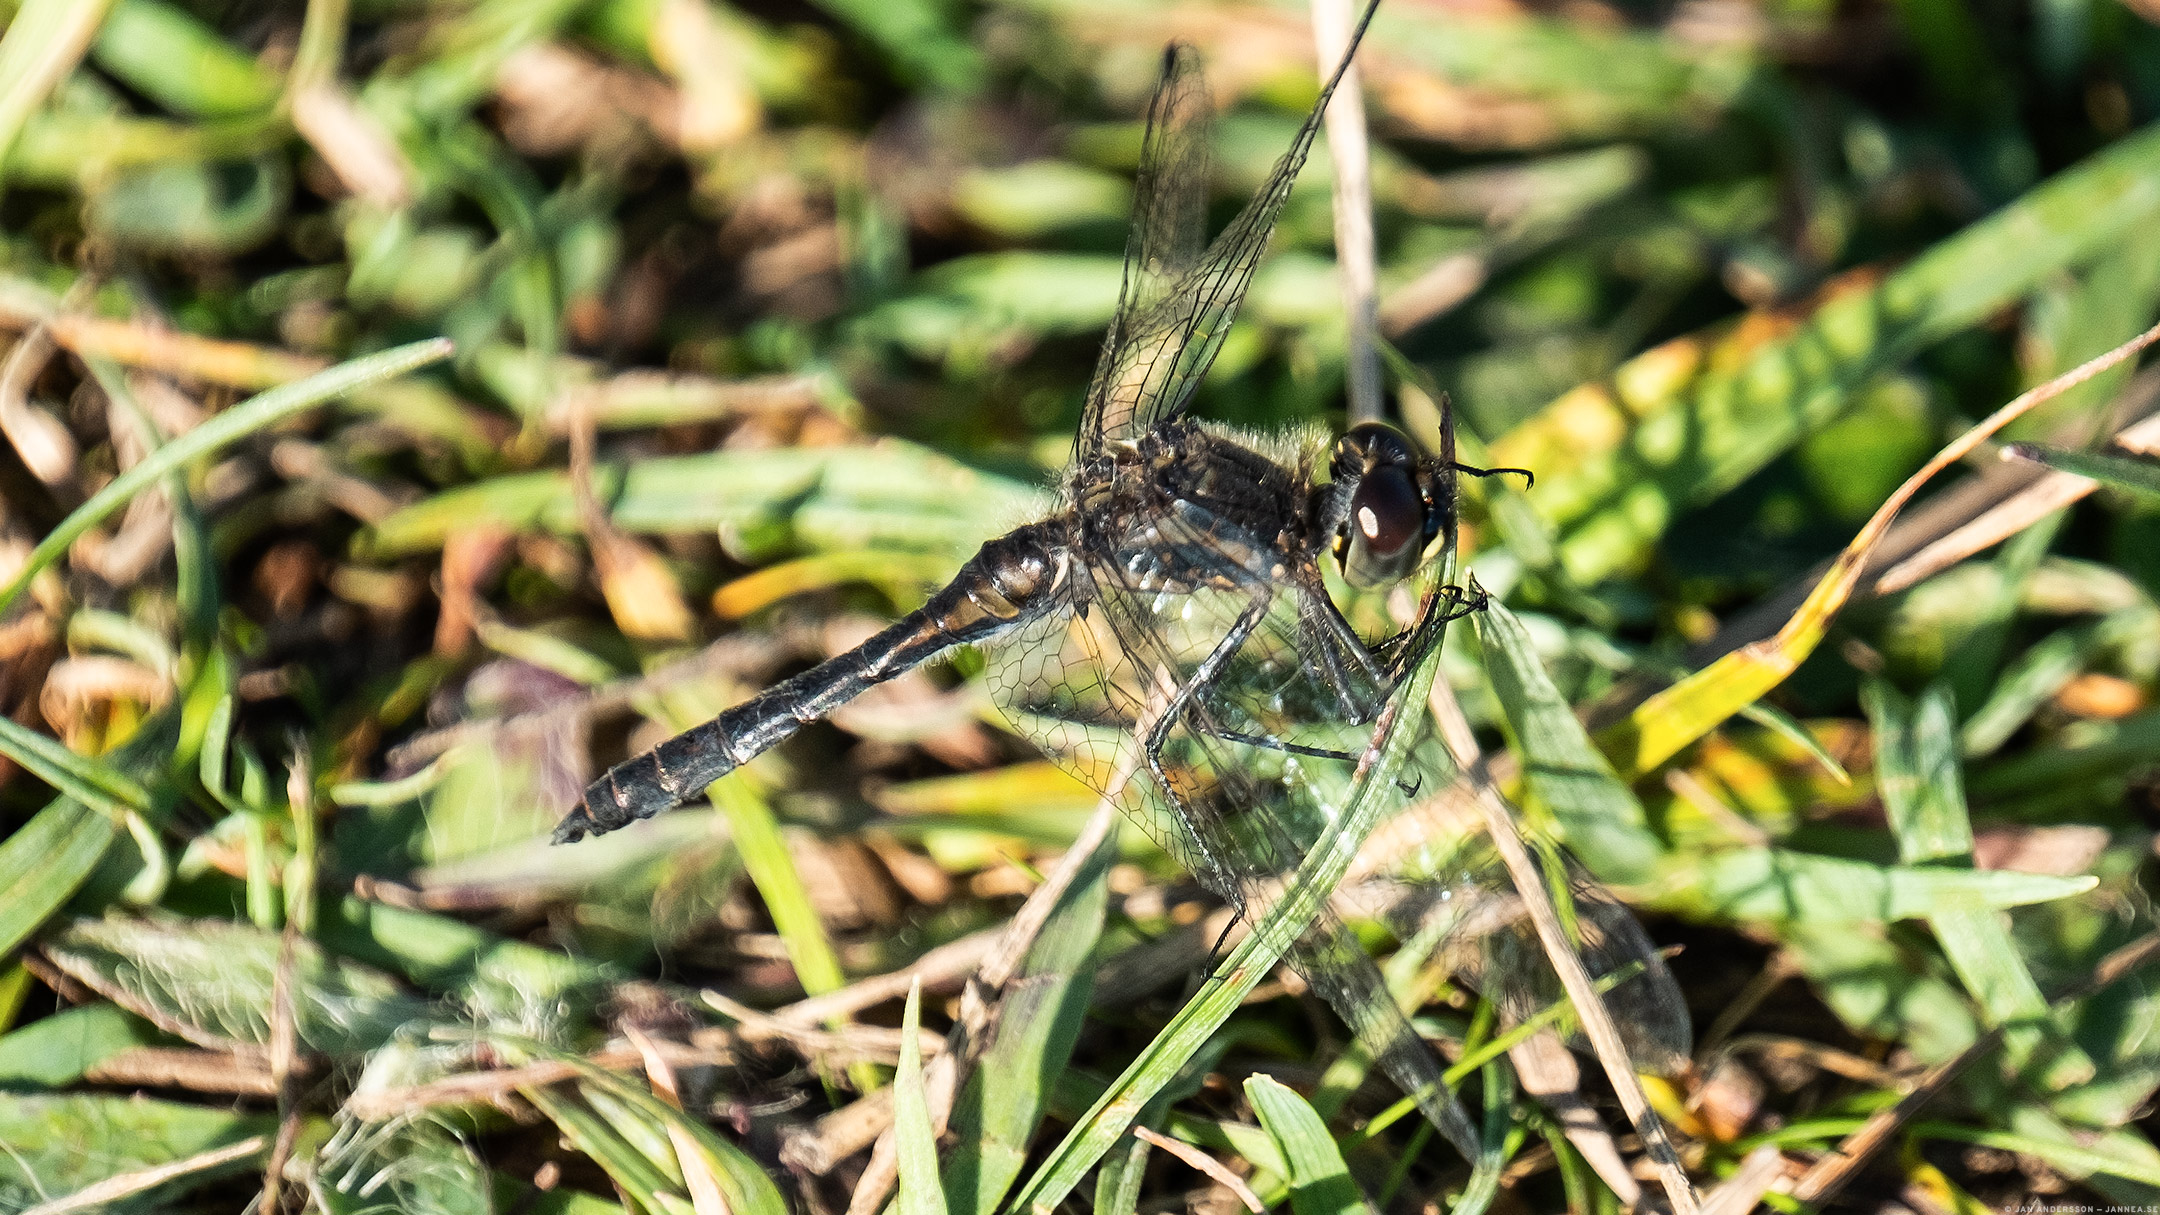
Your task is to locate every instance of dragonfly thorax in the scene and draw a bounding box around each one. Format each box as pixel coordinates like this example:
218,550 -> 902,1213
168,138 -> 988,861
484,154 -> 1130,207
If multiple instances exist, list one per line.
1069,421 -> 1315,594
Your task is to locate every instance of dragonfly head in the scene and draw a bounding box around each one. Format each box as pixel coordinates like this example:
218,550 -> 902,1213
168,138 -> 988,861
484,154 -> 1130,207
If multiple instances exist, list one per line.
1325,421 -> 1445,589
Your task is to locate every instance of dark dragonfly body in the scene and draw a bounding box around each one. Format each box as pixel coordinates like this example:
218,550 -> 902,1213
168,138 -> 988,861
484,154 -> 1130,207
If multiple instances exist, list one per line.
554,0 -> 1684,1162
555,418 -> 1437,841
557,519 -> 1074,840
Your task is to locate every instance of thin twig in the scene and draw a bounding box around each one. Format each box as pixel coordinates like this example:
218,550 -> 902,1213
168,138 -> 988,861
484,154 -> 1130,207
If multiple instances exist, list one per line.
773,927 -> 1001,1026
80,1046 -> 281,1095
1786,1028 -> 2002,1204
0,321 -> 71,484
1134,1126 -> 1266,1213
1506,1030 -> 1641,1205
1311,0 -> 1382,424
1693,953 -> 1800,1059
1783,931 -> 2160,1205
703,989 -> 941,1061
18,1135 -> 269,1215
1698,1144 -> 1789,1215
1766,318 -> 2160,658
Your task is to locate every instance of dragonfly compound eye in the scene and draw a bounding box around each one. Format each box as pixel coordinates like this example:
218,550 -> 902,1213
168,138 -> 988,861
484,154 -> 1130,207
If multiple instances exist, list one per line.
1338,463 -> 1425,587
1328,422 -> 1430,588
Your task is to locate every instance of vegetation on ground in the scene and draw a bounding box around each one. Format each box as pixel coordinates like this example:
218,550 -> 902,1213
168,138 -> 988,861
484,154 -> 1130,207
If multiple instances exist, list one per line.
3,0 -> 2160,1210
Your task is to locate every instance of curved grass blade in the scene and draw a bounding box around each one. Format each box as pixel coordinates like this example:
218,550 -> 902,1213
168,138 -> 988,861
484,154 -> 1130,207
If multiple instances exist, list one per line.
0,1092 -> 271,1210
1491,125 -> 2160,587
941,822 -> 1113,1215
0,0 -> 114,195
39,915 -> 425,1055
0,335 -> 454,616
1244,1076 -> 1373,1215
0,1002 -> 155,1088
0,715 -> 151,816
1474,597 -> 1659,884
0,801 -> 121,957
540,1049 -> 790,1215
1865,681 -> 2095,1090
520,1084 -> 681,1214
1596,318 -> 2160,783
1671,847 -> 2095,922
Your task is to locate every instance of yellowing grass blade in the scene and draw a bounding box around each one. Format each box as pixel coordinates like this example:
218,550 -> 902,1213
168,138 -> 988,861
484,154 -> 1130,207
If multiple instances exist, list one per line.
1597,318 -> 2160,782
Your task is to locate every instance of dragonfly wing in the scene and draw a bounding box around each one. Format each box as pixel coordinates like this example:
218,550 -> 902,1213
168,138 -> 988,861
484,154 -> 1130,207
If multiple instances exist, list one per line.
1078,43 -> 1210,461
1078,1 -> 1382,453
1365,823 -> 1694,1075
981,517 -> 1483,1158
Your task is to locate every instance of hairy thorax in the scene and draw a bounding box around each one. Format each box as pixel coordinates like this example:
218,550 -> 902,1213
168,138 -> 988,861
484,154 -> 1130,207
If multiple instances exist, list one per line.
1067,421 -> 1319,593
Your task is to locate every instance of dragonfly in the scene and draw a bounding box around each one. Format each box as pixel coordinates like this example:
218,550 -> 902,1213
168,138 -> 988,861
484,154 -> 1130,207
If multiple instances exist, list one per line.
555,0 -> 1688,1158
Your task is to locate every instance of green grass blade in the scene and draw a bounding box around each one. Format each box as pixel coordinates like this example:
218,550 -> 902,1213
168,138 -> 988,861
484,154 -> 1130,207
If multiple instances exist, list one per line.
1912,1121 -> 2160,1188
1492,123 -> 2160,585
0,335 -> 454,616
1092,1133 -> 1152,1215
0,800 -> 120,956
319,895 -> 602,1004
0,715 -> 149,817
90,0 -> 278,118
1959,619 -> 2112,757
709,775 -> 864,1089
521,1084 -> 681,1213
317,1118 -> 495,1215
897,979 -> 951,1215
1245,1075 -> 1374,1215
943,823 -> 1115,1215
1474,597 -> 1660,883
1664,847 -> 2096,922
0,1092 -> 271,1206
2005,442 -> 2160,500
39,915 -> 425,1055
0,1002 -> 156,1087
0,0 -> 115,194
357,441 -> 1039,561
1865,681 -> 2095,1089
524,1044 -> 791,1215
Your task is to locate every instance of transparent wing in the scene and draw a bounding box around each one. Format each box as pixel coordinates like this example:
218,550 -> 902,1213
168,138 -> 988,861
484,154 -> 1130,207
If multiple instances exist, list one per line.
1347,801 -> 1694,1075
982,514 -> 1485,1157
985,521 -> 1688,1104
1078,1 -> 1380,454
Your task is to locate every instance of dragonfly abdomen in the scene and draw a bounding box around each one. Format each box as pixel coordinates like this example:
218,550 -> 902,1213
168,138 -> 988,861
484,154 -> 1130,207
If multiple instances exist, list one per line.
554,521 -> 1073,842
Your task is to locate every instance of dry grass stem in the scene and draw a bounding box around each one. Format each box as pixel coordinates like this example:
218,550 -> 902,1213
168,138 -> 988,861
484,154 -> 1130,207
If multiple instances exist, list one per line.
17,1135 -> 270,1215
1427,670 -> 1701,1215
1311,0 -> 1381,423
1132,1127 -> 1266,1214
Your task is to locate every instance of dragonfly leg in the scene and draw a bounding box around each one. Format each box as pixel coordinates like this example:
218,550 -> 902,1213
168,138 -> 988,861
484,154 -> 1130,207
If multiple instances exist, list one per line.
1372,582 -> 1489,686
1202,909 -> 1245,976
1207,729 -> 1358,763
1290,579 -> 1388,724
1135,587 -> 1275,895
1446,461 -> 1534,490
